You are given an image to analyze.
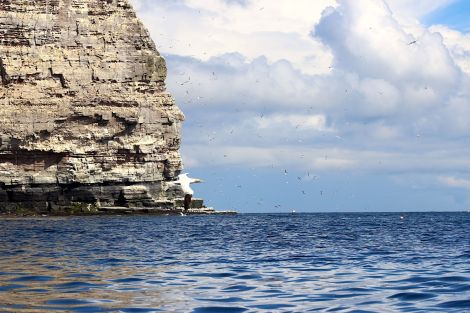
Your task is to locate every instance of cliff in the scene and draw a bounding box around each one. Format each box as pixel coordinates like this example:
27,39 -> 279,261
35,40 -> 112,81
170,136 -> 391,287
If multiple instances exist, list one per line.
0,0 -> 205,214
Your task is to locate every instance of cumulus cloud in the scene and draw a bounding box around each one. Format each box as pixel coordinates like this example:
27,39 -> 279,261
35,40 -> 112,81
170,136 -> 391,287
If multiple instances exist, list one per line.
130,0 -> 334,75
166,54 -> 323,111
315,0 -> 460,97
430,25 -> 470,74
131,0 -> 470,181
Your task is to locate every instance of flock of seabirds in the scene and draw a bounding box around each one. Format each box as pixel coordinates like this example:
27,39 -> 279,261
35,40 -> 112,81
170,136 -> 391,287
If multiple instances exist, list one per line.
162,29 -> 422,215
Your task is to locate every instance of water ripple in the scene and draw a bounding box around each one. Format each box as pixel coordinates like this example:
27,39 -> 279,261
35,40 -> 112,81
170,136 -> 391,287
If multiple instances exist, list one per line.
0,212 -> 469,312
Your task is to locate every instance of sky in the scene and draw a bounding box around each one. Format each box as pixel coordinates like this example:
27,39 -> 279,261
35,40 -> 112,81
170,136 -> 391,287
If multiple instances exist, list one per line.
129,0 -> 470,213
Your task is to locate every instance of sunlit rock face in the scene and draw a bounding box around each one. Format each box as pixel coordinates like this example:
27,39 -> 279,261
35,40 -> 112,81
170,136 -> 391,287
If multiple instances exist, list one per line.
0,0 -> 187,212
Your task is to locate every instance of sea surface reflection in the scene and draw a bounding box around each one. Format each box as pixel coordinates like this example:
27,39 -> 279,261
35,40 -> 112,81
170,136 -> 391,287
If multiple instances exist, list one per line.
0,212 -> 469,312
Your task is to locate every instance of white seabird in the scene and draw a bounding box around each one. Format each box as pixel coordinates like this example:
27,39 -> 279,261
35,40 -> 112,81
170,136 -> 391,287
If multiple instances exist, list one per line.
168,173 -> 203,211
171,173 -> 203,195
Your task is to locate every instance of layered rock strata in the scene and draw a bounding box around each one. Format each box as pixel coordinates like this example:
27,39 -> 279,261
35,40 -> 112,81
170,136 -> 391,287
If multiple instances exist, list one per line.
0,0 -> 201,213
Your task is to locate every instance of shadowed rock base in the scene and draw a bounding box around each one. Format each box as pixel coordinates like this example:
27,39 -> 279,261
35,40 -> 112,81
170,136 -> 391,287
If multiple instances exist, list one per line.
0,184 -> 235,216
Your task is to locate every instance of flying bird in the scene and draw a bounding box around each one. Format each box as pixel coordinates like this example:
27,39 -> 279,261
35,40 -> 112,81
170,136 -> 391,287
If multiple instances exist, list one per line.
168,173 -> 203,211
407,40 -> 417,45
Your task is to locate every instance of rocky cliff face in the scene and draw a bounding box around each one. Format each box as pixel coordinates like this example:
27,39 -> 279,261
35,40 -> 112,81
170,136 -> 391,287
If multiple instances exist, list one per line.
0,0 -> 189,213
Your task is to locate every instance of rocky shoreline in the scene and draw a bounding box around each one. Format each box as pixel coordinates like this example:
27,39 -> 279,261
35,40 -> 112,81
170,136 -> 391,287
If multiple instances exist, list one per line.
0,197 -> 236,217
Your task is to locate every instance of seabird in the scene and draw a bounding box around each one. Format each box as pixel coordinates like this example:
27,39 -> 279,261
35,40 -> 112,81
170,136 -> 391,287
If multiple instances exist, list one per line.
168,173 -> 203,212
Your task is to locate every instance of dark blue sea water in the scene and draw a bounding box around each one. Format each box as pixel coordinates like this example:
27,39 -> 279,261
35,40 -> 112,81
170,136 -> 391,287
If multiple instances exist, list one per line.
0,212 -> 469,313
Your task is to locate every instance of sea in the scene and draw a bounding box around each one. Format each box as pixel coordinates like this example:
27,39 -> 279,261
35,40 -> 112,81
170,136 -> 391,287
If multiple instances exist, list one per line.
0,212 -> 469,313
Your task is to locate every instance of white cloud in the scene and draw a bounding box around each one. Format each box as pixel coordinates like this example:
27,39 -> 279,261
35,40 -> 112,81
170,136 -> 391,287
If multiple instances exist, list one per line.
315,0 -> 460,94
182,144 -> 470,173
255,114 -> 328,131
165,54 -> 325,111
430,25 -> 470,74
439,176 -> 470,189
130,0 -> 335,75
357,78 -> 401,117
131,0 -> 470,180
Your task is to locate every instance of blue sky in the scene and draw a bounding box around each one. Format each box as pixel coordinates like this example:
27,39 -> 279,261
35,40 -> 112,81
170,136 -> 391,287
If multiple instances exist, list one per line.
130,0 -> 470,212
425,0 -> 470,31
